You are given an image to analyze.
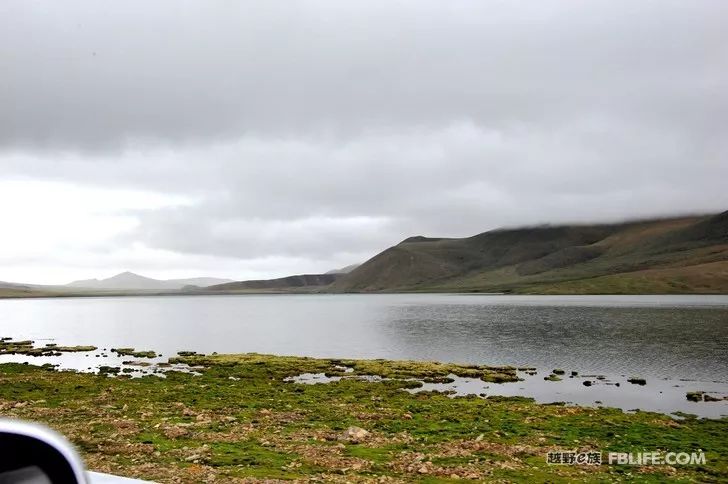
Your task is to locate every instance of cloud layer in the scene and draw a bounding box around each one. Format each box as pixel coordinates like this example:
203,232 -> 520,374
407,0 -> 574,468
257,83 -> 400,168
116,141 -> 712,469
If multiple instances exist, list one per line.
1,0 -> 726,283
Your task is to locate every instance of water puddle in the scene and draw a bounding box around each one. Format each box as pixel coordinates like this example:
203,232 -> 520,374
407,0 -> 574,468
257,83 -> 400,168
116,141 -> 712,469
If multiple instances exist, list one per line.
286,368 -> 728,419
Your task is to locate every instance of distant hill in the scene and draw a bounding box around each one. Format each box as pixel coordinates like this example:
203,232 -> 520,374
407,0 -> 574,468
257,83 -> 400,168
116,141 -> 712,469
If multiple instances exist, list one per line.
325,264 -> 361,274
0,281 -> 53,298
67,272 -> 233,290
167,277 -> 236,287
331,211 -> 728,294
208,274 -> 340,292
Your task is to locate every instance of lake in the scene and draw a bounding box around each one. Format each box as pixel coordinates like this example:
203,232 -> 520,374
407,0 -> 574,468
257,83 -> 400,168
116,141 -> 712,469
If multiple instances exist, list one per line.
1,294 -> 727,417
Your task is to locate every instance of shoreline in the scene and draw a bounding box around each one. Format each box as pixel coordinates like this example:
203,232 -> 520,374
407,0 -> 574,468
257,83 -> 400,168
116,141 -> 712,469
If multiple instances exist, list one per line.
3,289 -> 728,300
1,351 -> 727,482
2,335 -> 728,419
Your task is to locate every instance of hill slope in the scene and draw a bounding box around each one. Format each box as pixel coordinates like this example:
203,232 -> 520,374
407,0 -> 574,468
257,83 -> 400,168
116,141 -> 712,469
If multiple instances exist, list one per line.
331,211 -> 728,294
208,274 -> 340,292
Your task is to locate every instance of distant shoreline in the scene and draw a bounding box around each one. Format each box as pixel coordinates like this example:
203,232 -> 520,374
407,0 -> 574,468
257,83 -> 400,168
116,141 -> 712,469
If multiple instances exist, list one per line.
2,289 -> 727,300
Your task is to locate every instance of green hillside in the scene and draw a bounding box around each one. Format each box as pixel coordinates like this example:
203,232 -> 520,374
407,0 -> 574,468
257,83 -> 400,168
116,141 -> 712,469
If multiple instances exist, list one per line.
331,211 -> 728,294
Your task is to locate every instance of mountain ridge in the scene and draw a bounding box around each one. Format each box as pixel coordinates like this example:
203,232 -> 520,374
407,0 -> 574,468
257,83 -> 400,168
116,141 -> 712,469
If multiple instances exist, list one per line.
3,211 -> 727,297
67,272 -> 234,290
330,211 -> 728,294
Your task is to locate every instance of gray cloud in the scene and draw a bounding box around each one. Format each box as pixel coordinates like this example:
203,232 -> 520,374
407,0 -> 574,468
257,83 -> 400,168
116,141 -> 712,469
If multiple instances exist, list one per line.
0,0 -> 726,281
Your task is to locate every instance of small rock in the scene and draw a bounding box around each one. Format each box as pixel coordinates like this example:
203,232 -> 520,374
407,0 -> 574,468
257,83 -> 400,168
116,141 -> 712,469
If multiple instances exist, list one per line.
627,377 -> 647,386
163,425 -> 190,439
342,426 -> 369,442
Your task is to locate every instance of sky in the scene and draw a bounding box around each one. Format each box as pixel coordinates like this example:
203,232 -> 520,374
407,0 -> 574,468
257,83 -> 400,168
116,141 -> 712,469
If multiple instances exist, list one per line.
1,1 -> 727,285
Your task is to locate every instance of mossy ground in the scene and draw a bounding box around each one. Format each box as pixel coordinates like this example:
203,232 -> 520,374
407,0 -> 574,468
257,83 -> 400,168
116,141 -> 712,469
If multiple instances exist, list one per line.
0,338 -> 97,356
0,354 -> 726,483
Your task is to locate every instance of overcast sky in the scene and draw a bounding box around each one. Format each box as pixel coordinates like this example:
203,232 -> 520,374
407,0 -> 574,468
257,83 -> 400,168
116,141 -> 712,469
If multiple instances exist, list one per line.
1,1 -> 726,285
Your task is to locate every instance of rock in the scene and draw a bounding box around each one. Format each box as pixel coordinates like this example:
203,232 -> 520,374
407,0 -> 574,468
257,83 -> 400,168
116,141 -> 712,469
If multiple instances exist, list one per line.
583,380 -> 592,387
686,391 -> 704,402
627,377 -> 647,385
163,425 -> 190,439
552,369 -> 565,375
342,426 -> 369,442
704,394 -> 722,402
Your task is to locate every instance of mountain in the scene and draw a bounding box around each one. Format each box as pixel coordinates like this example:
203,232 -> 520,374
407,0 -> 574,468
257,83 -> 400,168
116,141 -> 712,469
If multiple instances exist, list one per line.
207,274 -> 340,292
67,272 -> 233,290
331,211 -> 728,294
325,264 -> 361,274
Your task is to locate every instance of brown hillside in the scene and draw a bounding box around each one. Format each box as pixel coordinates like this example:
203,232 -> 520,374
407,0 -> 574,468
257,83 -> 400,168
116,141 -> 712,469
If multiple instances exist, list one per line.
331,212 -> 728,293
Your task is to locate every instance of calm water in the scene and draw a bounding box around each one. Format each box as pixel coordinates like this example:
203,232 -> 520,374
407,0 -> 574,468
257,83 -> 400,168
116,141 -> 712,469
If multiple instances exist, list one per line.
1,294 -> 727,417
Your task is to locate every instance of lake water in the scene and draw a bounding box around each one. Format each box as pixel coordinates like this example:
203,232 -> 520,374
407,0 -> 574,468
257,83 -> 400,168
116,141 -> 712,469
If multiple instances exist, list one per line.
1,294 -> 727,417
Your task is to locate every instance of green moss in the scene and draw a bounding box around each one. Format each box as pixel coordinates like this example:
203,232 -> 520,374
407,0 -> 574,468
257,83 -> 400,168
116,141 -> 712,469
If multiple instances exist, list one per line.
0,339 -> 96,356
52,345 -> 97,352
111,348 -> 157,358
